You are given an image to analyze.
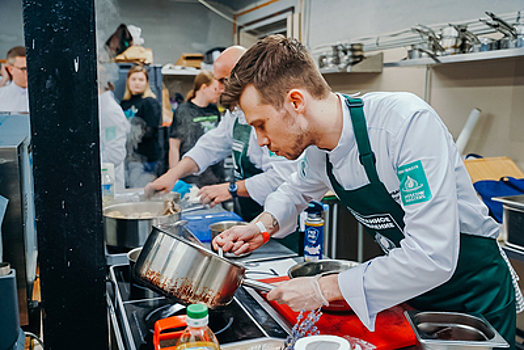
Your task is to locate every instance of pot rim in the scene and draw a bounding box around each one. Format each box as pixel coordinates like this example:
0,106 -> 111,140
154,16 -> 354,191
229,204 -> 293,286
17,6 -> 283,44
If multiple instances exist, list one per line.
103,201 -> 180,220
152,225 -> 246,271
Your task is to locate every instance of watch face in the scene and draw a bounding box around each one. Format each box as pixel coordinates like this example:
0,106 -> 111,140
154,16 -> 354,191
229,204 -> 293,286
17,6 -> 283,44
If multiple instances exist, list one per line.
229,182 -> 238,192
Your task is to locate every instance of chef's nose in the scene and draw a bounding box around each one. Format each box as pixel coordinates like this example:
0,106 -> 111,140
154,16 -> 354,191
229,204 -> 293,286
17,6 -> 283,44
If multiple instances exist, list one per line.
257,133 -> 269,147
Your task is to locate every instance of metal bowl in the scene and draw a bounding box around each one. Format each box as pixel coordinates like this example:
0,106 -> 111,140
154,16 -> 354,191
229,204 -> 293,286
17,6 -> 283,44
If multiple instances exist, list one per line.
288,259 -> 359,313
288,259 -> 359,279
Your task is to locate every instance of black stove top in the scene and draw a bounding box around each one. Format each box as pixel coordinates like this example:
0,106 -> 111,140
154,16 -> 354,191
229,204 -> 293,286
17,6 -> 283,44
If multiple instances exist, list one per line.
110,265 -> 288,349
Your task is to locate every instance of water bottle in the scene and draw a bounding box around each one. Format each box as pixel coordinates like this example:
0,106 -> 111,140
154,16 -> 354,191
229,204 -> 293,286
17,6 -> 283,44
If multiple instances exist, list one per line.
175,304 -> 220,350
101,168 -> 114,207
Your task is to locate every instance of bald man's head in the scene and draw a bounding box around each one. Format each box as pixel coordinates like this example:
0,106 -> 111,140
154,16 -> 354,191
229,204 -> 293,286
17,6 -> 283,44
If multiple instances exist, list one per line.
213,46 -> 246,83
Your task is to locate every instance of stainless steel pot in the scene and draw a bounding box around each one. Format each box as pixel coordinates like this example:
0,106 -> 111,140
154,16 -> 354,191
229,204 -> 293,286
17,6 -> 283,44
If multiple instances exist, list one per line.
288,259 -> 359,313
127,247 -> 157,299
103,201 -> 181,250
494,195 -> 524,251
134,225 -> 274,309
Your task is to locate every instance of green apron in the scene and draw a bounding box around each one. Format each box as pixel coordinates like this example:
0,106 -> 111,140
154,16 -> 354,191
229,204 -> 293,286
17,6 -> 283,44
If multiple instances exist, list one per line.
232,119 -> 264,222
325,97 -> 515,348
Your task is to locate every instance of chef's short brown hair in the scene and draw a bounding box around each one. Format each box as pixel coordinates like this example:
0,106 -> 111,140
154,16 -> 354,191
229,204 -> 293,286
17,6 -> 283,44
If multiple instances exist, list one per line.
221,35 -> 331,110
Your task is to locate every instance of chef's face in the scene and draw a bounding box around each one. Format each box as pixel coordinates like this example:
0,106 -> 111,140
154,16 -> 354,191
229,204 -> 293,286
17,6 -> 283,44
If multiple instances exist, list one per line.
7,56 -> 27,89
240,85 -> 309,160
128,72 -> 147,95
202,79 -> 220,104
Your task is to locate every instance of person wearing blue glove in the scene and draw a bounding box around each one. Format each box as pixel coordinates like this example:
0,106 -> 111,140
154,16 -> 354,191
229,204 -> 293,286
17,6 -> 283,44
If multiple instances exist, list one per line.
145,46 -> 297,222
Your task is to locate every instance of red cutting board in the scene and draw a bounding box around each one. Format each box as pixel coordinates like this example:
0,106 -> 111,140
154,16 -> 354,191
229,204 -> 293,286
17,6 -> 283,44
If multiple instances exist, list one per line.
259,276 -> 417,350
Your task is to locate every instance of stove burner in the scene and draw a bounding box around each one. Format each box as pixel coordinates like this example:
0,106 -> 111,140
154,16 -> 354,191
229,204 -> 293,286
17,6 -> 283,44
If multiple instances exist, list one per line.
110,265 -> 288,350
145,302 -> 235,338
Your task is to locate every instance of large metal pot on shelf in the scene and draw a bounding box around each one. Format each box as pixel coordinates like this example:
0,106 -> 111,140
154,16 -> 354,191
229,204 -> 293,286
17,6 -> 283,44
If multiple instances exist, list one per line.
103,193 -> 181,250
133,225 -> 275,309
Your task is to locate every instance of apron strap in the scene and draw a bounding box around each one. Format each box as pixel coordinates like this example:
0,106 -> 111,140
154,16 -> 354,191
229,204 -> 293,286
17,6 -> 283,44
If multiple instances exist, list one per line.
344,97 -> 380,183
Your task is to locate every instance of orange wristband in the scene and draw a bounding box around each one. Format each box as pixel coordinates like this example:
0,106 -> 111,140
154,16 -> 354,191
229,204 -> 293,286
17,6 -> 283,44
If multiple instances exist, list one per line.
255,221 -> 270,244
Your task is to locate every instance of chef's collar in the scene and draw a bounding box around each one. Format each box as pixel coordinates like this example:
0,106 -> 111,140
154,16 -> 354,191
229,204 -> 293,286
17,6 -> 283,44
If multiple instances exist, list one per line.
11,82 -> 28,93
322,92 -> 358,166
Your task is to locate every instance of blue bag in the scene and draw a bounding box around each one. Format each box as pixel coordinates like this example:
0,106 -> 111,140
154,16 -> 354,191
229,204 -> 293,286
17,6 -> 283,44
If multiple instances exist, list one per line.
473,177 -> 524,223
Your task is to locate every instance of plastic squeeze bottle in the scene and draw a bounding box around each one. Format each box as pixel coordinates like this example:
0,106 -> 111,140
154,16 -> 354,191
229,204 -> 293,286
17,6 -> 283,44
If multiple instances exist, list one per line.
174,304 -> 220,350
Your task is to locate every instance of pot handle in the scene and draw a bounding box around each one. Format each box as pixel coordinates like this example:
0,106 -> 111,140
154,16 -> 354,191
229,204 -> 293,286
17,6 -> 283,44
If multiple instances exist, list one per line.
242,278 -> 276,292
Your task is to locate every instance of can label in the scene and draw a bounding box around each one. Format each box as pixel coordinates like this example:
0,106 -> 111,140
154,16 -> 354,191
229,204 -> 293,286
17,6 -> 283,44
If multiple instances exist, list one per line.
304,219 -> 324,262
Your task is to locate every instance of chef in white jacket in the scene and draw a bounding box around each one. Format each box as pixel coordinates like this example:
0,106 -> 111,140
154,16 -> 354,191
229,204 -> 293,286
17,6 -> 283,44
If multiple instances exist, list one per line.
0,46 -> 29,113
147,46 -> 297,222
213,35 -> 520,348
98,65 -> 130,190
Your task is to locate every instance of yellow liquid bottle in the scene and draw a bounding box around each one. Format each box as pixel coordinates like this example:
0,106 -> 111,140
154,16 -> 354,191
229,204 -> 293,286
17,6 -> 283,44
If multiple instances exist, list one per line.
175,304 -> 220,350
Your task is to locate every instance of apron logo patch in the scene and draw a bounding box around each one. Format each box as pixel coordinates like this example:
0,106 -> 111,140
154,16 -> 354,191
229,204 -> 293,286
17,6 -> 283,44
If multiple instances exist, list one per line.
299,157 -> 309,179
397,160 -> 432,206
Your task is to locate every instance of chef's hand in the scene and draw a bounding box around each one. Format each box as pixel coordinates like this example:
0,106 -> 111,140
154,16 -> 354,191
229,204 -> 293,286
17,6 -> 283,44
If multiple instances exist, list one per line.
198,183 -> 229,207
212,223 -> 265,255
145,172 -> 178,198
267,275 -> 330,311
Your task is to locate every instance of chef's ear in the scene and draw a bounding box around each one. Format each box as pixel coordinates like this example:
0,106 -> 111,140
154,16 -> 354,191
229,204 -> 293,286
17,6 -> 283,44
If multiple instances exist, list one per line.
286,89 -> 306,114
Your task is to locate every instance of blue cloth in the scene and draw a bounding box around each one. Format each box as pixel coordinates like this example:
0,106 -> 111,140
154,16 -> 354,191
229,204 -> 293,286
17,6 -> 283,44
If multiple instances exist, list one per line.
172,179 -> 192,198
473,177 -> 524,222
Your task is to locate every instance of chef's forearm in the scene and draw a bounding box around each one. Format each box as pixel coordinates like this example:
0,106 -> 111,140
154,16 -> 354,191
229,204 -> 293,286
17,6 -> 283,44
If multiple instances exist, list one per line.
166,156 -> 200,181
252,212 -> 280,235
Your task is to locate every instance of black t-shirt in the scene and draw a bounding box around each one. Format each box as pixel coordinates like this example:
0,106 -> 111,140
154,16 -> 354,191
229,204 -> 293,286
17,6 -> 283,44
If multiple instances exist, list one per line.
121,94 -> 161,163
169,101 -> 225,187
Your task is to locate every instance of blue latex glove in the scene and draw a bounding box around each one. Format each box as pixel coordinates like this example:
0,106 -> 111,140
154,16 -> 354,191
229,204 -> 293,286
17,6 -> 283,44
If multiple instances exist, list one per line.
172,180 -> 192,198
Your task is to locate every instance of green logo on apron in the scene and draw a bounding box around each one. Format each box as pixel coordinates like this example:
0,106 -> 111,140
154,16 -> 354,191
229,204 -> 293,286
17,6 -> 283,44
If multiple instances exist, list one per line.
397,160 -> 432,206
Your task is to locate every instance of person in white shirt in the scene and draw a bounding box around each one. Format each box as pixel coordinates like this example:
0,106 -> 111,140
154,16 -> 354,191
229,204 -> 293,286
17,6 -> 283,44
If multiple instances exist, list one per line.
213,35 -> 519,348
98,65 -> 131,190
0,46 -> 29,113
145,46 -> 297,222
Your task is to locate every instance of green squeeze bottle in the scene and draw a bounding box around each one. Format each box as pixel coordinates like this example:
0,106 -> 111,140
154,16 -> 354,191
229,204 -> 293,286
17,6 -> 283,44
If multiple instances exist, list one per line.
175,304 -> 220,350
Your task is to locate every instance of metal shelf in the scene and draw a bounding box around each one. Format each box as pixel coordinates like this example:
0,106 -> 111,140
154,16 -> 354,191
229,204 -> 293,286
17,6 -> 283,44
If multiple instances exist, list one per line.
320,53 -> 383,74
161,65 -> 200,76
384,47 -> 524,67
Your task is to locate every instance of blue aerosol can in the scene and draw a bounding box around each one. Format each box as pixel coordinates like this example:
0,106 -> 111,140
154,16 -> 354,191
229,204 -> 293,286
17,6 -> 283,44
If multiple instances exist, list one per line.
304,201 -> 324,262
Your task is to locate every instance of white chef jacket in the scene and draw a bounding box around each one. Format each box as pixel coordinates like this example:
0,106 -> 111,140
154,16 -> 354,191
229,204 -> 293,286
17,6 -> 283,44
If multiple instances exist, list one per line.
0,82 -> 29,113
99,91 -> 131,190
184,108 -> 298,204
265,92 -> 501,330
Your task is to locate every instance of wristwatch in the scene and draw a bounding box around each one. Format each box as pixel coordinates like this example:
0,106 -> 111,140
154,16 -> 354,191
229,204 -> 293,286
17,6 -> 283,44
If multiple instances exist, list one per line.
228,181 -> 238,198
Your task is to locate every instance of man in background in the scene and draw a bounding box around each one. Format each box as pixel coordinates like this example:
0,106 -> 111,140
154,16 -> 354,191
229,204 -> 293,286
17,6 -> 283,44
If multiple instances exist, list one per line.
146,46 -> 298,222
0,46 -> 29,113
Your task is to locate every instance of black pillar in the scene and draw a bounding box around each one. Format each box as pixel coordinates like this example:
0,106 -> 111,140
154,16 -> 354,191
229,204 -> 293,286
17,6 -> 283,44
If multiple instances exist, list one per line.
22,0 -> 107,348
